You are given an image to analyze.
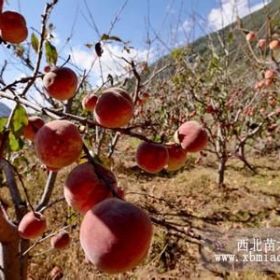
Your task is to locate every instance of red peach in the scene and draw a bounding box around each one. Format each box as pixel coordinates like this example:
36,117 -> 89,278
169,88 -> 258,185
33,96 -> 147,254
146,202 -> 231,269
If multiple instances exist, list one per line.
174,121 -> 208,152
257,39 -> 266,50
82,93 -> 98,112
64,162 -> 116,214
264,78 -> 273,87
269,40 -> 280,50
18,211 -> 47,240
23,116 -> 45,141
246,32 -> 256,42
34,120 -> 83,170
50,230 -> 71,250
254,80 -> 265,90
0,11 -> 28,44
43,67 -> 78,101
264,69 -> 276,80
166,143 -> 187,171
80,198 -> 153,273
136,142 -> 169,173
94,87 -> 134,128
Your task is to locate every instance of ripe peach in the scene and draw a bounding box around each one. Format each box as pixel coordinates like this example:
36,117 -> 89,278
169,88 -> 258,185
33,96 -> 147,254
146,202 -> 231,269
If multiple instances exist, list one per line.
23,116 -> 45,141
34,120 -> 83,170
51,230 -> 71,250
269,40 -> 280,50
264,69 -> 276,80
246,32 -> 256,42
136,142 -> 169,173
0,11 -> 28,44
18,211 -> 47,240
80,198 -> 153,273
166,143 -> 187,171
64,162 -> 116,214
257,39 -> 266,50
254,80 -> 265,90
94,87 -> 134,128
264,78 -> 273,87
43,67 -> 78,101
82,93 -> 98,112
174,121 -> 208,152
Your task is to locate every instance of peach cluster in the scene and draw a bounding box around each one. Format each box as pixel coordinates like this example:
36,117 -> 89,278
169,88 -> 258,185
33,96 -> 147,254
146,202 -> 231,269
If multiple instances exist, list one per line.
136,120 -> 208,173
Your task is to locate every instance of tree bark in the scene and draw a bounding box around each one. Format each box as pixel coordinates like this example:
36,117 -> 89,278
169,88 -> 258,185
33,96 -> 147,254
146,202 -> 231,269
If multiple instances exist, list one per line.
0,159 -> 29,280
217,157 -> 226,186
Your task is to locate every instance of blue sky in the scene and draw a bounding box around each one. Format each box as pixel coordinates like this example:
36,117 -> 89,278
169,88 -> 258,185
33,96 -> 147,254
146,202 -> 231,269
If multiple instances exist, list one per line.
0,0 -> 271,107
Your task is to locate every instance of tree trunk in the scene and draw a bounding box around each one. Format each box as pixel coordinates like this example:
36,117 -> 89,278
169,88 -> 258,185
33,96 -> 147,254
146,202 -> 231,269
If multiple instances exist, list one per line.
0,159 -> 29,280
0,237 -> 29,280
217,157 -> 226,186
239,143 -> 257,173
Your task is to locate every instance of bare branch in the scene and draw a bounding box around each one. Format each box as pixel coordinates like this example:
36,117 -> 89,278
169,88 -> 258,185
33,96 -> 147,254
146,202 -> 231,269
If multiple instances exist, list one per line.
0,159 -> 26,221
36,171 -> 58,212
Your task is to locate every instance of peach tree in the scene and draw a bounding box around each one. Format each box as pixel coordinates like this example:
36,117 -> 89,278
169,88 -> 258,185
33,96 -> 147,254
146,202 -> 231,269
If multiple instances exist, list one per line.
0,1 -> 209,279
139,15 -> 280,186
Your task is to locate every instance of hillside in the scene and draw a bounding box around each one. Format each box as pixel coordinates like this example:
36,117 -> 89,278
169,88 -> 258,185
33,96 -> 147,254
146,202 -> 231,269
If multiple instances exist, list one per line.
149,0 -> 280,82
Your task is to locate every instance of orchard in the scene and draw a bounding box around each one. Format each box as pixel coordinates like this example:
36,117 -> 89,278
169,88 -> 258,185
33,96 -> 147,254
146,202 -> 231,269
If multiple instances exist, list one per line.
0,0 -> 279,279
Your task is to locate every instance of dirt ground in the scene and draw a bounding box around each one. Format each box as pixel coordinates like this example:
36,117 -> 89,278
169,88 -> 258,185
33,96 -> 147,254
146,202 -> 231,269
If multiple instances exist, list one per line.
9,139 -> 280,280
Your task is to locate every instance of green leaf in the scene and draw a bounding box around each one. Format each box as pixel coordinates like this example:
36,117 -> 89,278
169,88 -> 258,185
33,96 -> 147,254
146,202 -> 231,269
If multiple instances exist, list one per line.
11,105 -> 28,133
45,41 -> 58,65
0,118 -> 7,133
100,34 -> 110,41
100,33 -> 122,42
8,132 -> 24,151
31,33 -> 39,53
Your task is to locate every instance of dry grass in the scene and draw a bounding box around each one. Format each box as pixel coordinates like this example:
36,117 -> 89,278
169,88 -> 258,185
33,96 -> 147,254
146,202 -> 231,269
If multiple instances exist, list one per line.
7,141 -> 280,280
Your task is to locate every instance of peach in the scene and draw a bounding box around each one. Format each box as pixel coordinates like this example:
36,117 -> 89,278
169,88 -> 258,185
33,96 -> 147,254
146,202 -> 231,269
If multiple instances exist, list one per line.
269,40 -> 280,50
166,143 -> 187,171
264,78 -> 273,87
43,67 -> 78,101
257,39 -> 266,50
18,211 -> 47,240
136,142 -> 169,173
51,230 -> 71,250
80,198 -> 153,273
23,116 -> 45,141
94,87 -> 134,128
34,120 -> 83,170
0,11 -> 28,44
64,162 -> 116,214
254,80 -> 265,90
246,32 -> 256,42
174,121 -> 208,152
264,69 -> 276,80
82,93 -> 98,112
